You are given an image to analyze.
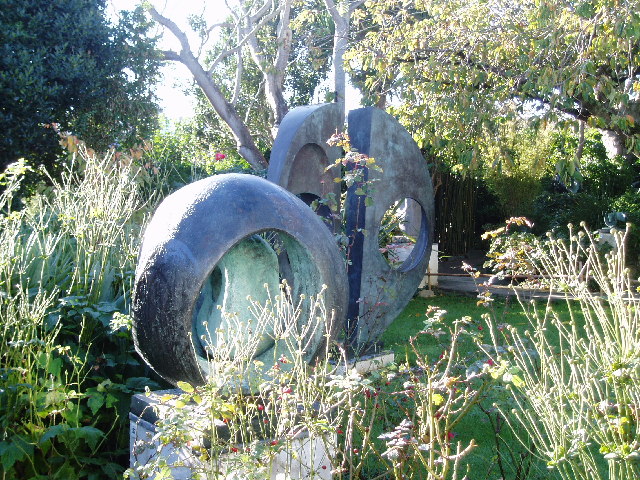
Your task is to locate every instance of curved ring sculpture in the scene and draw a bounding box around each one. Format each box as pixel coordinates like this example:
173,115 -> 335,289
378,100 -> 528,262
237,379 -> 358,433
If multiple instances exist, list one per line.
345,107 -> 435,349
132,174 -> 348,387
268,103 -> 343,232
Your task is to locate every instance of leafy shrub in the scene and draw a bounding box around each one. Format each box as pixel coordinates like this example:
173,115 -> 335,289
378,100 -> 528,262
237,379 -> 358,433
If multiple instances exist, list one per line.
532,190 -> 606,234
128,285 -> 495,480
482,217 -> 545,284
146,119 -> 254,193
484,172 -> 541,219
0,142 -> 161,478
610,190 -> 640,266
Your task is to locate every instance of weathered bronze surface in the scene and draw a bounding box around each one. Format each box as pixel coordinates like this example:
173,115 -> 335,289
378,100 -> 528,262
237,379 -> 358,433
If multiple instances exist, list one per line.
133,105 -> 435,387
344,107 -> 434,350
268,103 -> 343,232
133,174 -> 348,386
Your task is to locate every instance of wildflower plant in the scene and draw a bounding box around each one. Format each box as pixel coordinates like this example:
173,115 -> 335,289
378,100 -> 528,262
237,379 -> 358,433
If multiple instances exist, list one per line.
0,138 -> 161,478
128,284 -> 493,479
482,224 -> 640,480
482,217 -> 545,285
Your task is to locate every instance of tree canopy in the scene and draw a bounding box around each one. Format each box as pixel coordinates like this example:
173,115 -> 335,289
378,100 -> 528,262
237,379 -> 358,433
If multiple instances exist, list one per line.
0,0 -> 160,172
347,0 -> 640,168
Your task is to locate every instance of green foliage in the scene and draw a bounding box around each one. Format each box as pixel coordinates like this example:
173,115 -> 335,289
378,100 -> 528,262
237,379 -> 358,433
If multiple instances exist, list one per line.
348,0 -> 640,167
0,143 -> 161,478
532,190 -> 606,233
482,217 -> 545,283
186,0 -> 331,154
0,1 -> 160,173
144,120 -> 253,194
528,128 -> 640,238
128,284 -> 491,480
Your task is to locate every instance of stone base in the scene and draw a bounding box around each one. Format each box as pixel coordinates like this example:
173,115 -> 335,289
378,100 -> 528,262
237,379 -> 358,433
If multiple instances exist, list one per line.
333,351 -> 395,376
418,289 -> 435,298
130,391 -> 334,479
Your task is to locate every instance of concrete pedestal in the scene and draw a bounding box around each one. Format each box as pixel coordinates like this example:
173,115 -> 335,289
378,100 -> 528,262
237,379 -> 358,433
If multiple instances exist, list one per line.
130,390 -> 334,479
333,351 -> 395,376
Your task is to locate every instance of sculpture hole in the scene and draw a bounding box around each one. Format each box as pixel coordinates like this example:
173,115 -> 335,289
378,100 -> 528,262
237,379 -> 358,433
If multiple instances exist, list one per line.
378,198 -> 426,270
298,192 -> 335,227
191,230 -> 323,368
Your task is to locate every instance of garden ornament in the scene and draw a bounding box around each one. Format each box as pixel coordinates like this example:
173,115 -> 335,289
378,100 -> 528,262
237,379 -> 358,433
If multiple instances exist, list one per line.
133,104 -> 434,387
133,174 -> 348,387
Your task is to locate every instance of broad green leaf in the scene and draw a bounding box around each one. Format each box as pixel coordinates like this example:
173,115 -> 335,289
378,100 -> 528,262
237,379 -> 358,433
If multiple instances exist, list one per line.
177,381 -> 194,393
88,394 -> 105,415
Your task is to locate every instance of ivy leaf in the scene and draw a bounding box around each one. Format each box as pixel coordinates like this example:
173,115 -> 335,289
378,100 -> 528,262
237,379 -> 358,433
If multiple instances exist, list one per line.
40,424 -> 68,445
73,426 -> 104,451
0,436 -> 34,470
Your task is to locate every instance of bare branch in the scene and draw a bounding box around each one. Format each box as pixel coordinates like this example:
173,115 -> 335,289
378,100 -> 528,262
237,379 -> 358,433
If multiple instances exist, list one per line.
160,50 -> 182,62
147,5 -> 268,169
148,7 -> 192,59
248,0 -> 276,24
207,1 -> 284,74
232,29 -> 243,106
349,0 -> 366,14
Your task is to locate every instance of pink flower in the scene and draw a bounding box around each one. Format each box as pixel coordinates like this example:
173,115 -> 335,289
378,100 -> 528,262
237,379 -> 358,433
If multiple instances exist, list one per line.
215,152 -> 226,161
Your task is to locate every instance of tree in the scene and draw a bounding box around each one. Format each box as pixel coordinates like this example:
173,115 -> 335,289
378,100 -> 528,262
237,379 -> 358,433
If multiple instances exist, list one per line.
148,0 -> 297,169
323,0 -> 365,119
148,0 -> 366,168
0,0 -> 160,172
347,0 -> 640,166
184,1 -> 334,163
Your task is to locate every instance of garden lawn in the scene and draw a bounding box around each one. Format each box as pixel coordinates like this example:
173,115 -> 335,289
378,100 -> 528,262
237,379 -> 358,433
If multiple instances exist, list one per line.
380,291 -> 577,480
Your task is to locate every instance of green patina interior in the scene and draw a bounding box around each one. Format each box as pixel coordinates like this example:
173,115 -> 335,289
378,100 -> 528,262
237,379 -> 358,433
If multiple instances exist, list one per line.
193,235 -> 280,359
191,231 -> 328,385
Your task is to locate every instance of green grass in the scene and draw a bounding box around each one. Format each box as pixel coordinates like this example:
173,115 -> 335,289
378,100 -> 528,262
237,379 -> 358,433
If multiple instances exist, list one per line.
379,291 -> 575,480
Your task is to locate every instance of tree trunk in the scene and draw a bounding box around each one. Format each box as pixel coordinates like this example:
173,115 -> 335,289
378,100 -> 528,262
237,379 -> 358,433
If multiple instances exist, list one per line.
181,52 -> 269,170
330,13 -> 348,121
243,0 -> 292,138
324,0 -> 365,122
148,7 -> 268,170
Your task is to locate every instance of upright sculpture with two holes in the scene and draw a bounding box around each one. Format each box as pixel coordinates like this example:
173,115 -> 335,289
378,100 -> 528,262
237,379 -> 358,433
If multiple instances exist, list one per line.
132,104 -> 434,387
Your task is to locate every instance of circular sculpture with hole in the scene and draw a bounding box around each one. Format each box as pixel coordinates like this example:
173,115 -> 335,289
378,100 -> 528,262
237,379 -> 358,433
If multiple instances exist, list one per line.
132,173 -> 348,387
